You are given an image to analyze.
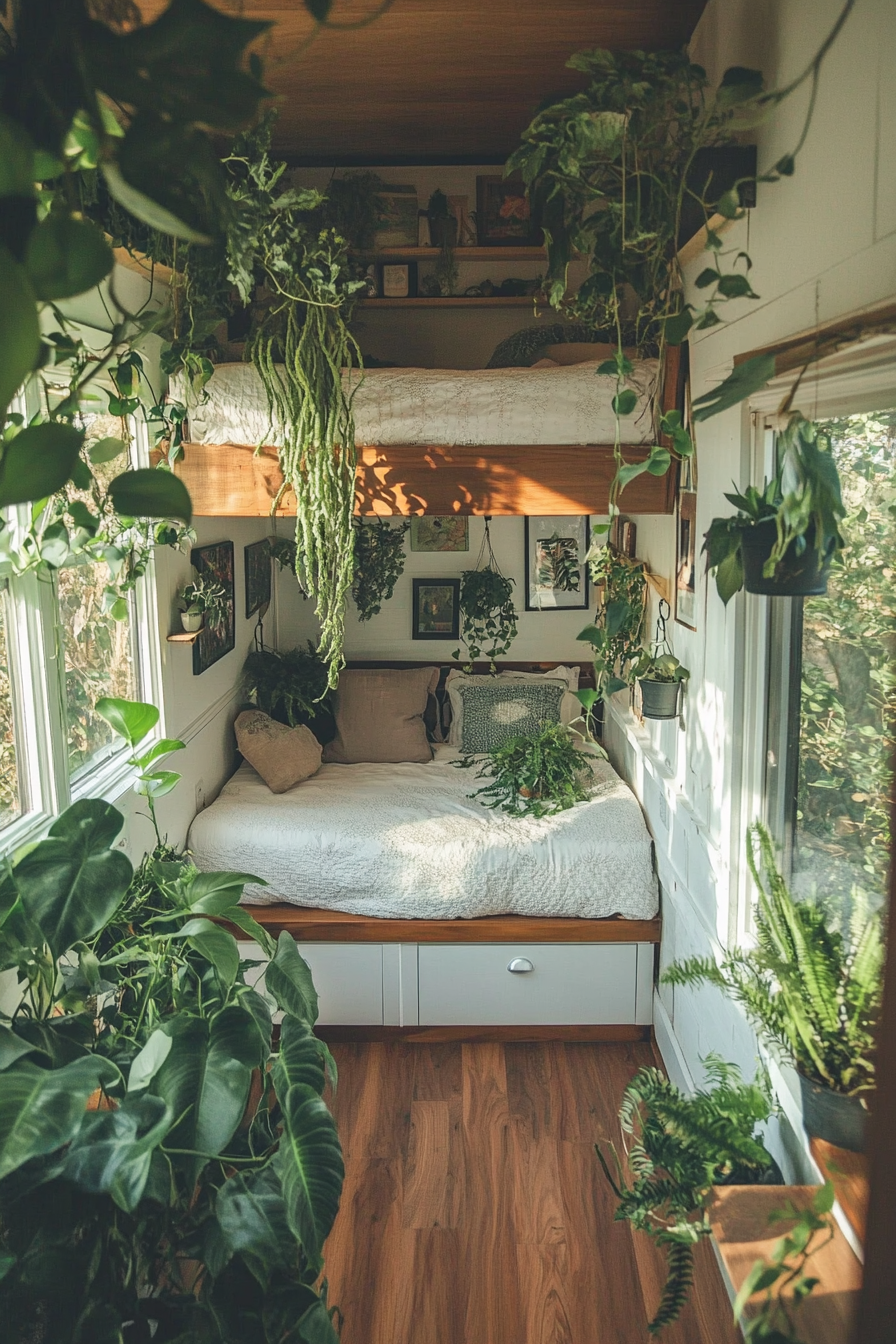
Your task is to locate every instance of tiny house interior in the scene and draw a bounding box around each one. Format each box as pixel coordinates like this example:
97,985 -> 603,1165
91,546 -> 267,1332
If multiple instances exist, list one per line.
0,1 -> 894,1341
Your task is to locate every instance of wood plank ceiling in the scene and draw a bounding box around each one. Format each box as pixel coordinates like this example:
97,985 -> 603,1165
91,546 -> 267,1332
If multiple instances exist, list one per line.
136,0 -> 707,163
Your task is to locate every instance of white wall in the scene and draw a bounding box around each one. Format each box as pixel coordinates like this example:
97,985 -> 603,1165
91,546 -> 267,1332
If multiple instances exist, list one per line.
604,0 -> 896,1166
275,513 -> 604,662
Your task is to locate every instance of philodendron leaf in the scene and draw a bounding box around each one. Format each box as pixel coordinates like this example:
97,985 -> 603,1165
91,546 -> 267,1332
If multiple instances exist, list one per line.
14,799 -> 132,957
216,1162 -> 292,1284
714,547 -> 745,605
0,422 -> 84,508
24,215 -> 114,301
179,917 -> 240,988
277,1083 -> 344,1265
0,1024 -> 38,1071
95,696 -> 159,749
664,309 -> 693,345
0,244 -> 40,418
265,932 -> 320,1025
612,389 -> 638,417
62,1092 -> 173,1213
135,737 -> 185,769
108,467 -> 192,522
273,1017 -> 329,1099
691,353 -> 776,422
127,1027 -> 172,1093
135,769 -> 181,799
0,1056 -> 120,1181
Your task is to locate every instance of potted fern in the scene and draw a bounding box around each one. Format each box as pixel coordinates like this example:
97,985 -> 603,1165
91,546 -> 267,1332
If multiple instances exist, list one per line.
663,824 -> 884,1151
243,643 -> 336,743
457,722 -> 598,817
597,1055 -> 780,1333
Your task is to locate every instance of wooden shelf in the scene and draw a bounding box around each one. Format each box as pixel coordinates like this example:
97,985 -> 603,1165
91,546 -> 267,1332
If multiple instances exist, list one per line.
167,629 -> 201,644
710,1185 -> 862,1344
811,1138 -> 870,1247
358,295 -> 537,309
676,212 -> 734,268
360,246 -> 546,262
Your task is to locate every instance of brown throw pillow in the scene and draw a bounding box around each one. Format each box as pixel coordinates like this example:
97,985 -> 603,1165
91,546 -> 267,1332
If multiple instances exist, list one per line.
323,666 -> 440,764
235,710 -> 322,793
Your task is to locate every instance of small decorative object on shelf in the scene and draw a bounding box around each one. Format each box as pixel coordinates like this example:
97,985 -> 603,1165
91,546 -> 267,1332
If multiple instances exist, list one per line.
373,182 -> 418,248
377,261 -> 418,298
176,568 -> 228,634
633,599 -> 690,720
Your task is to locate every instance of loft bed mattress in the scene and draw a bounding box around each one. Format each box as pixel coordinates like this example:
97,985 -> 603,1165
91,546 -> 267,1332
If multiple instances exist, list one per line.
174,359 -> 658,448
186,747 -> 659,921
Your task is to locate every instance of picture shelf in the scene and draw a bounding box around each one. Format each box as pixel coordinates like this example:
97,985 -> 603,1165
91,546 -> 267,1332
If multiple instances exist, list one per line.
166,629 -> 201,644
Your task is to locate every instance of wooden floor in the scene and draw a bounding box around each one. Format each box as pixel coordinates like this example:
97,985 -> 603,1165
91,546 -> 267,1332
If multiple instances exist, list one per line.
323,1040 -> 741,1344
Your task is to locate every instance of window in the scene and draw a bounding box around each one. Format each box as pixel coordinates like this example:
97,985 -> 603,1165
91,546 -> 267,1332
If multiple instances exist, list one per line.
767,410 -> 895,909
0,589 -> 24,828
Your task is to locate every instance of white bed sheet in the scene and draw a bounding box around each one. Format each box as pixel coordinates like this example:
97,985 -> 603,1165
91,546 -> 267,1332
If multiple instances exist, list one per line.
174,359 -> 658,448
186,747 -> 658,921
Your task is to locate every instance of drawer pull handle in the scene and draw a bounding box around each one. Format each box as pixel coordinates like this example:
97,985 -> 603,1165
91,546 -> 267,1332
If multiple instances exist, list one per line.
507,957 -> 534,974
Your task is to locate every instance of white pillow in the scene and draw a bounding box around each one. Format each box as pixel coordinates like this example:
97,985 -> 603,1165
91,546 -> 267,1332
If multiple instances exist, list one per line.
445,666 -> 581,747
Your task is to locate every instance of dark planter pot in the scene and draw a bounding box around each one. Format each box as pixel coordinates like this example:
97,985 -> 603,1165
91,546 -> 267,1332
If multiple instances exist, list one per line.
638,678 -> 681,720
740,519 -> 833,597
429,216 -> 457,250
798,1071 -> 869,1152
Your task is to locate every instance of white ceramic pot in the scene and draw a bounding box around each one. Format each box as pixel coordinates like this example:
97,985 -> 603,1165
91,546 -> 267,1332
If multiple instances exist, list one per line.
180,611 -> 203,633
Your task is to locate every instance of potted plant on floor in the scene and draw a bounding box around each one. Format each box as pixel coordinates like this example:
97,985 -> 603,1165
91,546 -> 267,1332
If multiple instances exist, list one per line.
597,1054 -> 781,1333
703,413 -> 846,604
632,598 -> 690,720
662,823 -> 884,1152
176,570 -> 228,633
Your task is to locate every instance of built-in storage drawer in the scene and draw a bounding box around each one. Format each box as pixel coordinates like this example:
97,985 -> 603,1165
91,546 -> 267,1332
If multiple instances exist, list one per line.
417,942 -> 648,1025
241,942 -> 384,1025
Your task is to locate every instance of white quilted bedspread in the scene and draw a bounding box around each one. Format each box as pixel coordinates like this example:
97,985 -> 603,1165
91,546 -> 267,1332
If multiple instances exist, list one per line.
187,749 -> 658,921
174,359 -> 658,447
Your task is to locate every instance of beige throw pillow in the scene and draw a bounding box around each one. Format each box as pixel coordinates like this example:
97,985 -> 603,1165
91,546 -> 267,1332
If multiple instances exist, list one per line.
323,666 -> 439,764
235,710 -> 322,793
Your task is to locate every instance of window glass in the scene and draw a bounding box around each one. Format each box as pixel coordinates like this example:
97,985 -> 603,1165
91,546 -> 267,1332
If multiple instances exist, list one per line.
793,410 -> 895,907
0,592 -> 24,828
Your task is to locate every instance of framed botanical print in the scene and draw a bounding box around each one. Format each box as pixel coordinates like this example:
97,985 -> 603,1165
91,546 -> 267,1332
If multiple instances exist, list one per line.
410,516 -> 469,552
524,516 -> 590,611
476,173 -> 540,246
244,538 -> 271,619
675,491 -> 697,630
412,578 -> 460,640
192,540 -> 235,675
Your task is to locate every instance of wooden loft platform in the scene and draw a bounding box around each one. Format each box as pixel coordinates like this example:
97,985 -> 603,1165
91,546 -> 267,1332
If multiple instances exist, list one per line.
171,441 -> 677,517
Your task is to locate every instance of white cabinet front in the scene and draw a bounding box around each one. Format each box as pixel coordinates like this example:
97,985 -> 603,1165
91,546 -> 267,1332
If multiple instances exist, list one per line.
240,942 -> 384,1025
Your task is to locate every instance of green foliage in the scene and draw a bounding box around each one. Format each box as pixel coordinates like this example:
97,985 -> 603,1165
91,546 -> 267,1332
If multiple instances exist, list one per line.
176,568 -> 228,624
633,651 -> 690,684
737,1183 -> 835,1343
535,532 -> 580,592
577,544 -> 646,698
0,714 -> 342,1342
96,694 -> 185,850
662,824 -> 884,1096
351,517 -> 409,621
597,1055 -> 778,1333
457,722 -> 598,818
243,644 -> 335,740
456,554 -> 518,671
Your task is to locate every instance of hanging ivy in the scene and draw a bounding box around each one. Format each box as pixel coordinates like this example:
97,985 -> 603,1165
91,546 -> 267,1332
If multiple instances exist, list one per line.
351,517 -> 409,621
455,520 -> 518,670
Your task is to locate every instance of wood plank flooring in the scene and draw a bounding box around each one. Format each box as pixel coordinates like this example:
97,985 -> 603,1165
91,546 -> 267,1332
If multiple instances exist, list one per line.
323,1040 -> 741,1344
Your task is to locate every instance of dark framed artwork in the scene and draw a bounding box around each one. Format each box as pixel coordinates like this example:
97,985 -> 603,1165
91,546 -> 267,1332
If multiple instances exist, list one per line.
192,540 -> 235,676
524,515 -> 590,611
412,578 -> 460,640
244,538 -> 272,619
476,174 -> 540,246
409,516 -> 469,552
675,491 -> 697,631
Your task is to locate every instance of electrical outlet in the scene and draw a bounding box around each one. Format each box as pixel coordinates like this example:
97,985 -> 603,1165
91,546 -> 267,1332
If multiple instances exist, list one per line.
195,779 -> 206,812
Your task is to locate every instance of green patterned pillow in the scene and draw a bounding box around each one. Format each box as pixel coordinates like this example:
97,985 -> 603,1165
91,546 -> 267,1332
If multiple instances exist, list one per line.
457,681 -> 566,753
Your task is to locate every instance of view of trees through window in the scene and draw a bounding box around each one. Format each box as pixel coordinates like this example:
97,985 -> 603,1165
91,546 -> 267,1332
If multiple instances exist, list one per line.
795,409 -> 896,909
0,597 -> 22,828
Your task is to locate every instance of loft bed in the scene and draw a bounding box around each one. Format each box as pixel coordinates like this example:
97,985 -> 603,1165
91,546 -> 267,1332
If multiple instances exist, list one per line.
168,348 -> 681,517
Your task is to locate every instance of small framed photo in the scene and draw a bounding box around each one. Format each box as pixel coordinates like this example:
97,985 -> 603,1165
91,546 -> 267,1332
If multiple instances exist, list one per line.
410,516 -> 469,552
675,491 -> 697,631
476,174 -> 540,246
244,538 -> 271,619
412,578 -> 460,640
377,261 -> 418,298
525,516 -> 590,611
191,540 -> 235,676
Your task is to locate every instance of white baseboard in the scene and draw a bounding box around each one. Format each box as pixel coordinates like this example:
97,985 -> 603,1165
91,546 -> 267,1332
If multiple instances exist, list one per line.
653,990 -> 696,1094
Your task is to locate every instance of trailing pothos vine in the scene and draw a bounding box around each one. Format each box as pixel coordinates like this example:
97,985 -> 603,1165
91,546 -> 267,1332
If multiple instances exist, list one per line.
455,520 -> 518,670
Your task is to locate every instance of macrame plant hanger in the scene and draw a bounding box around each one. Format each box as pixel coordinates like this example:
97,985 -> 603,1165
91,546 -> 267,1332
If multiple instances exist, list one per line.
649,597 -> 673,662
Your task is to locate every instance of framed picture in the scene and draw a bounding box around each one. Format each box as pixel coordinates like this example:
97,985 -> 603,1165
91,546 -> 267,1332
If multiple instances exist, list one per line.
244,538 -> 271,619
192,540 -> 235,676
410,516 -> 469,552
524,516 -> 590,611
476,174 -> 540,246
376,261 -> 417,298
675,491 -> 697,631
609,514 -> 637,558
412,578 -> 460,640
373,184 -> 418,248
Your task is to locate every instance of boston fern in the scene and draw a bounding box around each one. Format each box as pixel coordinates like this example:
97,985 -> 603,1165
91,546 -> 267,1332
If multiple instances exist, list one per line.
243,643 -> 336,741
459,723 -> 596,818
663,824 -> 884,1096
597,1056 -> 779,1334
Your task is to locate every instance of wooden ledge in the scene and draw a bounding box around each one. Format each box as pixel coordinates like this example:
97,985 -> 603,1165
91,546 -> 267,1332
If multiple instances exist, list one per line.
233,905 -> 662,945
811,1138 -> 870,1247
710,1185 -> 862,1344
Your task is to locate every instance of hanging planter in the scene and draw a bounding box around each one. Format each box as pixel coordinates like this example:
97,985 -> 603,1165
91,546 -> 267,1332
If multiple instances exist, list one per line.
639,677 -> 683,720
456,517 -> 518,670
797,1072 -> 869,1153
633,600 -> 689,721
740,520 -> 834,597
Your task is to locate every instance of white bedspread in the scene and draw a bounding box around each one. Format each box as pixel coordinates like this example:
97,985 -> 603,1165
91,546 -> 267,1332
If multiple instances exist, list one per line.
187,748 -> 658,921
174,359 -> 658,448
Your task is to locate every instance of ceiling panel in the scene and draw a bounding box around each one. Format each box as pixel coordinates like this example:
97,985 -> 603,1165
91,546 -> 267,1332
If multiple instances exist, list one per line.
136,0 -> 707,163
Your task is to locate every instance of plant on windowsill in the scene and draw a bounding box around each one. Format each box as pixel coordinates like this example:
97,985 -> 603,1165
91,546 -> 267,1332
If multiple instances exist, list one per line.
631,598 -> 690,721
242,642 -> 336,744
176,569 -> 228,633
662,823 -> 884,1152
0,698 -> 344,1344
596,1054 -> 781,1334
703,414 -> 846,604
456,722 -> 600,818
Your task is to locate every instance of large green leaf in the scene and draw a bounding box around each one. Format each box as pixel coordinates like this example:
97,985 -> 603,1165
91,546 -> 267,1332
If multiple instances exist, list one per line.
178,917 -> 240,988
0,245 -> 40,418
273,1017 -> 329,1099
127,1027 -> 173,1093
62,1093 -> 173,1213
95,696 -> 159,749
0,421 -> 84,508
277,1083 -> 344,1265
0,1056 -> 120,1180
216,1162 -> 291,1286
14,799 -> 132,957
0,114 -> 35,197
24,214 -> 113,301
265,933 -> 320,1026
101,162 -> 212,245
691,353 -> 776,422
108,467 -> 192,523
0,1023 -> 39,1071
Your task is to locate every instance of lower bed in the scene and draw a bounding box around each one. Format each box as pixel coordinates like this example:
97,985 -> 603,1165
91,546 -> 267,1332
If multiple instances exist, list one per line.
187,746 -> 659,922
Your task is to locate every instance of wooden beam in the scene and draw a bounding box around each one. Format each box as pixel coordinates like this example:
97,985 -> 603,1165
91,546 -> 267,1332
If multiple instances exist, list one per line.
173,441 -> 676,517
